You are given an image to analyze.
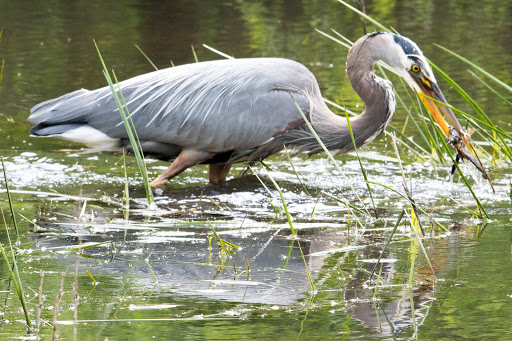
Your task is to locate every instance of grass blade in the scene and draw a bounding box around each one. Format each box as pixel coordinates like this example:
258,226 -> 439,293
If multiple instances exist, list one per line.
314,29 -> 352,49
202,44 -> 234,60
468,70 -> 512,107
336,0 -> 389,32
370,208 -> 405,281
1,157 -> 20,240
0,160 -> 32,329
135,44 -> 159,71
434,44 -> 512,94
293,102 -> 371,217
343,102 -> 378,218
0,239 -> 33,329
191,45 -> 199,63
283,146 -> 310,196
262,170 -> 315,291
94,41 -> 155,207
265,171 -> 295,235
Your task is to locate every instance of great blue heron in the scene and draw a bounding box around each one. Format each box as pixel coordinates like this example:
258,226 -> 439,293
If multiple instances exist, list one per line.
28,32 -> 482,187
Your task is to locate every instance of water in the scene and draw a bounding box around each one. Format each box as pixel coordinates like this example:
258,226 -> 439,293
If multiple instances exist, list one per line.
0,0 -> 511,340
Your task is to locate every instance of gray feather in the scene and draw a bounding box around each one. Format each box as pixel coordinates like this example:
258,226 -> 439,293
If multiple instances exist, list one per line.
29,58 -> 314,155
31,123 -> 85,136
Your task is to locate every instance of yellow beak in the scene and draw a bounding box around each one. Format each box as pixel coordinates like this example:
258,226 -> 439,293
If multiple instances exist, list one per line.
418,81 -> 475,155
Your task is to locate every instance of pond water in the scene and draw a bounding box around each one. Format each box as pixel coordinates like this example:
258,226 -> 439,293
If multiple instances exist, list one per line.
0,0 -> 511,340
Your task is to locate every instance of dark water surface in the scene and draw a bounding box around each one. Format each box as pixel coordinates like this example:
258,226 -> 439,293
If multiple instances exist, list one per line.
0,0 -> 511,340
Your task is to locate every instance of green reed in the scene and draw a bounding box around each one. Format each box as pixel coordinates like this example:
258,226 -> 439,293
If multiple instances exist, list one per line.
94,41 -> 155,208
0,157 -> 32,330
326,0 -> 509,219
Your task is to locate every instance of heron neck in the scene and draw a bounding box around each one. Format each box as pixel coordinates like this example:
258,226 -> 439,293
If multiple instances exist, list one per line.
340,57 -> 395,150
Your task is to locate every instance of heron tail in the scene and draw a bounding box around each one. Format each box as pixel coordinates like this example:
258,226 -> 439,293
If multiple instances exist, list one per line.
28,89 -> 94,129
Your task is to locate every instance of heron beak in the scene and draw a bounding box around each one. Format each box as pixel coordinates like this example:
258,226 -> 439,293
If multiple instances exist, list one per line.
417,79 -> 493,185
417,81 -> 474,155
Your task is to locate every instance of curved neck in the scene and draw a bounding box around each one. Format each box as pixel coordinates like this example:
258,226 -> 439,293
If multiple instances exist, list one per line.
301,71 -> 394,157
337,35 -> 396,150
280,63 -> 396,156
248,34 -> 398,160
345,68 -> 395,148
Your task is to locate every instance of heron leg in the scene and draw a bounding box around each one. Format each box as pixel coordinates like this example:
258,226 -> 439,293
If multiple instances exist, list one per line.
209,163 -> 232,184
150,149 -> 215,188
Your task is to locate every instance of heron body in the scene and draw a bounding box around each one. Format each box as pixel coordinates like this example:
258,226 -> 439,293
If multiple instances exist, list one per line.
29,32 -> 464,187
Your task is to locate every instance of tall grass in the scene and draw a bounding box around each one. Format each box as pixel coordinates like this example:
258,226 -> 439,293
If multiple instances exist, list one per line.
265,171 -> 315,291
249,166 -> 315,291
342,103 -> 378,218
94,41 -> 155,208
293,102 -> 372,218
433,44 -> 512,95
328,0 -> 508,218
0,157 -> 32,330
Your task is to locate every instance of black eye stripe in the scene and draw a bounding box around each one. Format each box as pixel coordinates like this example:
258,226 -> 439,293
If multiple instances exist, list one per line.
408,55 -> 422,63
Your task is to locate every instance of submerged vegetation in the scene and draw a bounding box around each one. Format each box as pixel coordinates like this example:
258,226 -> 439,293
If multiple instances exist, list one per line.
0,1 -> 511,340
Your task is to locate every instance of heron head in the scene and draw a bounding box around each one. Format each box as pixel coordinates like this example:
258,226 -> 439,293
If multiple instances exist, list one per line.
348,32 -> 488,181
379,33 -> 474,155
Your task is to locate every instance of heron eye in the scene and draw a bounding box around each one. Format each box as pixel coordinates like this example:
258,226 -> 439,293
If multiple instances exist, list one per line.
411,64 -> 421,73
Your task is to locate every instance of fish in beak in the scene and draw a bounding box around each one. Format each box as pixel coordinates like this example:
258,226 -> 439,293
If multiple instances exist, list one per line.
415,76 -> 492,183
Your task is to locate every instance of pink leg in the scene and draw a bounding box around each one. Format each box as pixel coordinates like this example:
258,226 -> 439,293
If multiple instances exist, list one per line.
209,163 -> 232,184
149,149 -> 215,188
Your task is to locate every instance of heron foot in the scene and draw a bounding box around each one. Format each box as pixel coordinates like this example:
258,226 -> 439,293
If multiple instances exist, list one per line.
149,178 -> 169,188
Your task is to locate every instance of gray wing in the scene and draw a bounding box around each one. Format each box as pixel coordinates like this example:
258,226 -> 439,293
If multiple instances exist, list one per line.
29,58 -> 319,152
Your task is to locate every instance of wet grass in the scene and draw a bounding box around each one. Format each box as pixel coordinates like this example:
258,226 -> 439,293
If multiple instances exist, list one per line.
0,166 -> 505,339
323,0 -> 508,219
0,157 -> 32,331
294,102 -> 372,219
94,41 -> 155,208
342,102 -> 378,218
262,169 -> 315,291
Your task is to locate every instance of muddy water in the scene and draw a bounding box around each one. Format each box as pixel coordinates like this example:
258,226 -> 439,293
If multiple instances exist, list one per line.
0,0 -> 511,340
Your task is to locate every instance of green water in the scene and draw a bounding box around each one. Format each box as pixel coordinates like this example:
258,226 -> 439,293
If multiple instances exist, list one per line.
0,0 -> 511,340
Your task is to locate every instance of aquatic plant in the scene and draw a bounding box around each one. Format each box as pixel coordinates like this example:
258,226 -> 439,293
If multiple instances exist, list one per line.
94,41 -> 155,208
0,157 -> 32,330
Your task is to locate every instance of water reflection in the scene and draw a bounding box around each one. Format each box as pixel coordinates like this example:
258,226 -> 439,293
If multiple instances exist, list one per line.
28,195 -> 437,337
